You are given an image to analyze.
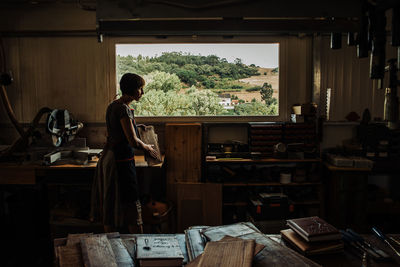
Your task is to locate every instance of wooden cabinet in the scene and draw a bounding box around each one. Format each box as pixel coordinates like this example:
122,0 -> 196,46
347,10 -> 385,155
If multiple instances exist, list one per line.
165,123 -> 202,183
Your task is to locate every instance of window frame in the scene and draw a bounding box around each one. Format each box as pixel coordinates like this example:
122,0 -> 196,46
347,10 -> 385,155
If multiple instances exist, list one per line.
110,35 -> 288,123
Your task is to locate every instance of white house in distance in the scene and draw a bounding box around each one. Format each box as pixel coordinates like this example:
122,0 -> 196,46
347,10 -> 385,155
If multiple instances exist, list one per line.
218,93 -> 234,109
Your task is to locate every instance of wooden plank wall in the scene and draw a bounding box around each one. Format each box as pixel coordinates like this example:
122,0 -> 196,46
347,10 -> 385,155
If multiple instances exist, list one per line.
0,4 -> 314,150
1,37 -> 115,124
318,35 -> 398,121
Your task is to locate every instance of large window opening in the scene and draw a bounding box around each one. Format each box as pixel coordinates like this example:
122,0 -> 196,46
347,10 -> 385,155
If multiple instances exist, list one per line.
116,43 -> 279,117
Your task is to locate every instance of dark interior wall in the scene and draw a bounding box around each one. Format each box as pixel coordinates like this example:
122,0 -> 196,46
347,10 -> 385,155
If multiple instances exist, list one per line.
0,3 -> 315,149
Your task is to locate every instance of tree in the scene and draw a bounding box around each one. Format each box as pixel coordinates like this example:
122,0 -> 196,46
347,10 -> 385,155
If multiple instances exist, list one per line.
175,69 -> 197,86
234,102 -> 277,115
132,89 -> 167,116
202,78 -> 215,88
234,58 -> 243,66
133,86 -> 224,116
260,82 -> 275,105
187,89 -> 224,115
143,71 -> 181,93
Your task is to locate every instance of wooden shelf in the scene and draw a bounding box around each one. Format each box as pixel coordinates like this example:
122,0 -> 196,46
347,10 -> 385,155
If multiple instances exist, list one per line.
206,158 -> 321,163
323,162 -> 371,172
290,200 -> 320,205
222,182 -> 322,187
223,202 -> 248,206
223,200 -> 320,206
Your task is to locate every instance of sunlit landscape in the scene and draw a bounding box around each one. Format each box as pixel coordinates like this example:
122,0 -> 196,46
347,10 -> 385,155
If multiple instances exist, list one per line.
116,44 -> 279,116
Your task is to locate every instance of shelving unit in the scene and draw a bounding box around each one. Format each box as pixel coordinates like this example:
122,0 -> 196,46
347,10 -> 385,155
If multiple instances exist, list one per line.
205,159 -> 322,224
202,122 -> 323,226
206,158 -> 321,163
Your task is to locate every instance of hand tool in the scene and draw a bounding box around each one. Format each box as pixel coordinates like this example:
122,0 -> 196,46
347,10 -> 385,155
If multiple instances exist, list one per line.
346,231 -> 381,259
372,227 -> 400,257
341,230 -> 367,258
361,252 -> 368,267
341,230 -> 381,260
388,236 -> 400,247
346,228 -> 391,260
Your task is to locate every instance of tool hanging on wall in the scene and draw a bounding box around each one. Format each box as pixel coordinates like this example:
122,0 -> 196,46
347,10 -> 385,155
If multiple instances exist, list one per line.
330,1 -> 400,129
383,59 -> 400,129
369,8 -> 386,87
356,2 -> 370,58
392,6 -> 400,67
330,32 -> 342,49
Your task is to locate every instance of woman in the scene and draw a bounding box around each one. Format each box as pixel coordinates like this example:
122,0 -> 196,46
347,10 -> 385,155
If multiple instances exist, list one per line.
91,73 -> 157,233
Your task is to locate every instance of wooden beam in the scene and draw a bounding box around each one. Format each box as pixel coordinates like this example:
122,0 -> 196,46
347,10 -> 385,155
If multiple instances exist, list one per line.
98,19 -> 360,36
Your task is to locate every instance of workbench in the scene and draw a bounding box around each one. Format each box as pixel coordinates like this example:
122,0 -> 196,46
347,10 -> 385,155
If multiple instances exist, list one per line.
0,155 -> 164,185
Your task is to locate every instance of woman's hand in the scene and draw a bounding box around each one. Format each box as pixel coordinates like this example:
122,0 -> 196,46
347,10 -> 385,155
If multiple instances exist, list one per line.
143,144 -> 158,159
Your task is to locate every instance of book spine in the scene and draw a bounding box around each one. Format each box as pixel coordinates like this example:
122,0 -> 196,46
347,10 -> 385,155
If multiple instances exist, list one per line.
287,222 -> 312,242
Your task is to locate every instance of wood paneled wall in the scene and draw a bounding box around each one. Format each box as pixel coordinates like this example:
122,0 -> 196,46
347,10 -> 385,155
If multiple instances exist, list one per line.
0,3 -> 95,31
1,37 -> 114,124
316,36 -> 398,121
1,36 -> 312,124
0,4 -> 312,128
284,36 -> 313,113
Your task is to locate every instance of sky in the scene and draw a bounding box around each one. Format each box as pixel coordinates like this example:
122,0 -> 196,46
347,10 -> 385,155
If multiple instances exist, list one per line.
116,43 -> 279,68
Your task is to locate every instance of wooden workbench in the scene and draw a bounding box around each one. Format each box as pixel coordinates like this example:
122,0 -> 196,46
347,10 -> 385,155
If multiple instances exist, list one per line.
0,155 -> 164,185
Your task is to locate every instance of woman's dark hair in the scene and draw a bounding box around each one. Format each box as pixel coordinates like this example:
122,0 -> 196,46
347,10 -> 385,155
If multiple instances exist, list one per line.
119,73 -> 145,96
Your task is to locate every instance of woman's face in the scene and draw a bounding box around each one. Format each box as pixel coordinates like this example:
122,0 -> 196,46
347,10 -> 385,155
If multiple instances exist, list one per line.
132,86 -> 144,101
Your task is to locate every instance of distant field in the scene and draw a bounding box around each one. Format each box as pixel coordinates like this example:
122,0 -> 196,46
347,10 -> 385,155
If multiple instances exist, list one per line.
234,68 -> 279,102
179,67 -> 278,103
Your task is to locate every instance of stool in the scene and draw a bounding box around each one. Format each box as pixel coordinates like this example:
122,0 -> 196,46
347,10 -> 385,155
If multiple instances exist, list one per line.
142,200 -> 174,234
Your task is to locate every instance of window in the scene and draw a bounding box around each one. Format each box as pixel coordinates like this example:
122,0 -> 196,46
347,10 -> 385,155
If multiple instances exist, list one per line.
116,43 -> 279,117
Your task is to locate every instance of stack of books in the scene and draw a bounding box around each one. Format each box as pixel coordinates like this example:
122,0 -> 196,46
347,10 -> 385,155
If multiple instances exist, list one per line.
281,216 -> 344,256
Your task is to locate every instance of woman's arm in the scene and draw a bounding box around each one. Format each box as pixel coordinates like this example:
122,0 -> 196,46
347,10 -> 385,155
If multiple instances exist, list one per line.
120,116 -> 158,158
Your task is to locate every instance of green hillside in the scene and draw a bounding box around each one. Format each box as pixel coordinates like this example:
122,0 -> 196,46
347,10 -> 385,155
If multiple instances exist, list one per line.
116,52 -> 278,116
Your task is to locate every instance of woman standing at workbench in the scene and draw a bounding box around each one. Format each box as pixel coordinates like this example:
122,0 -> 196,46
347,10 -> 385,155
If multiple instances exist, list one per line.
91,73 -> 157,233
